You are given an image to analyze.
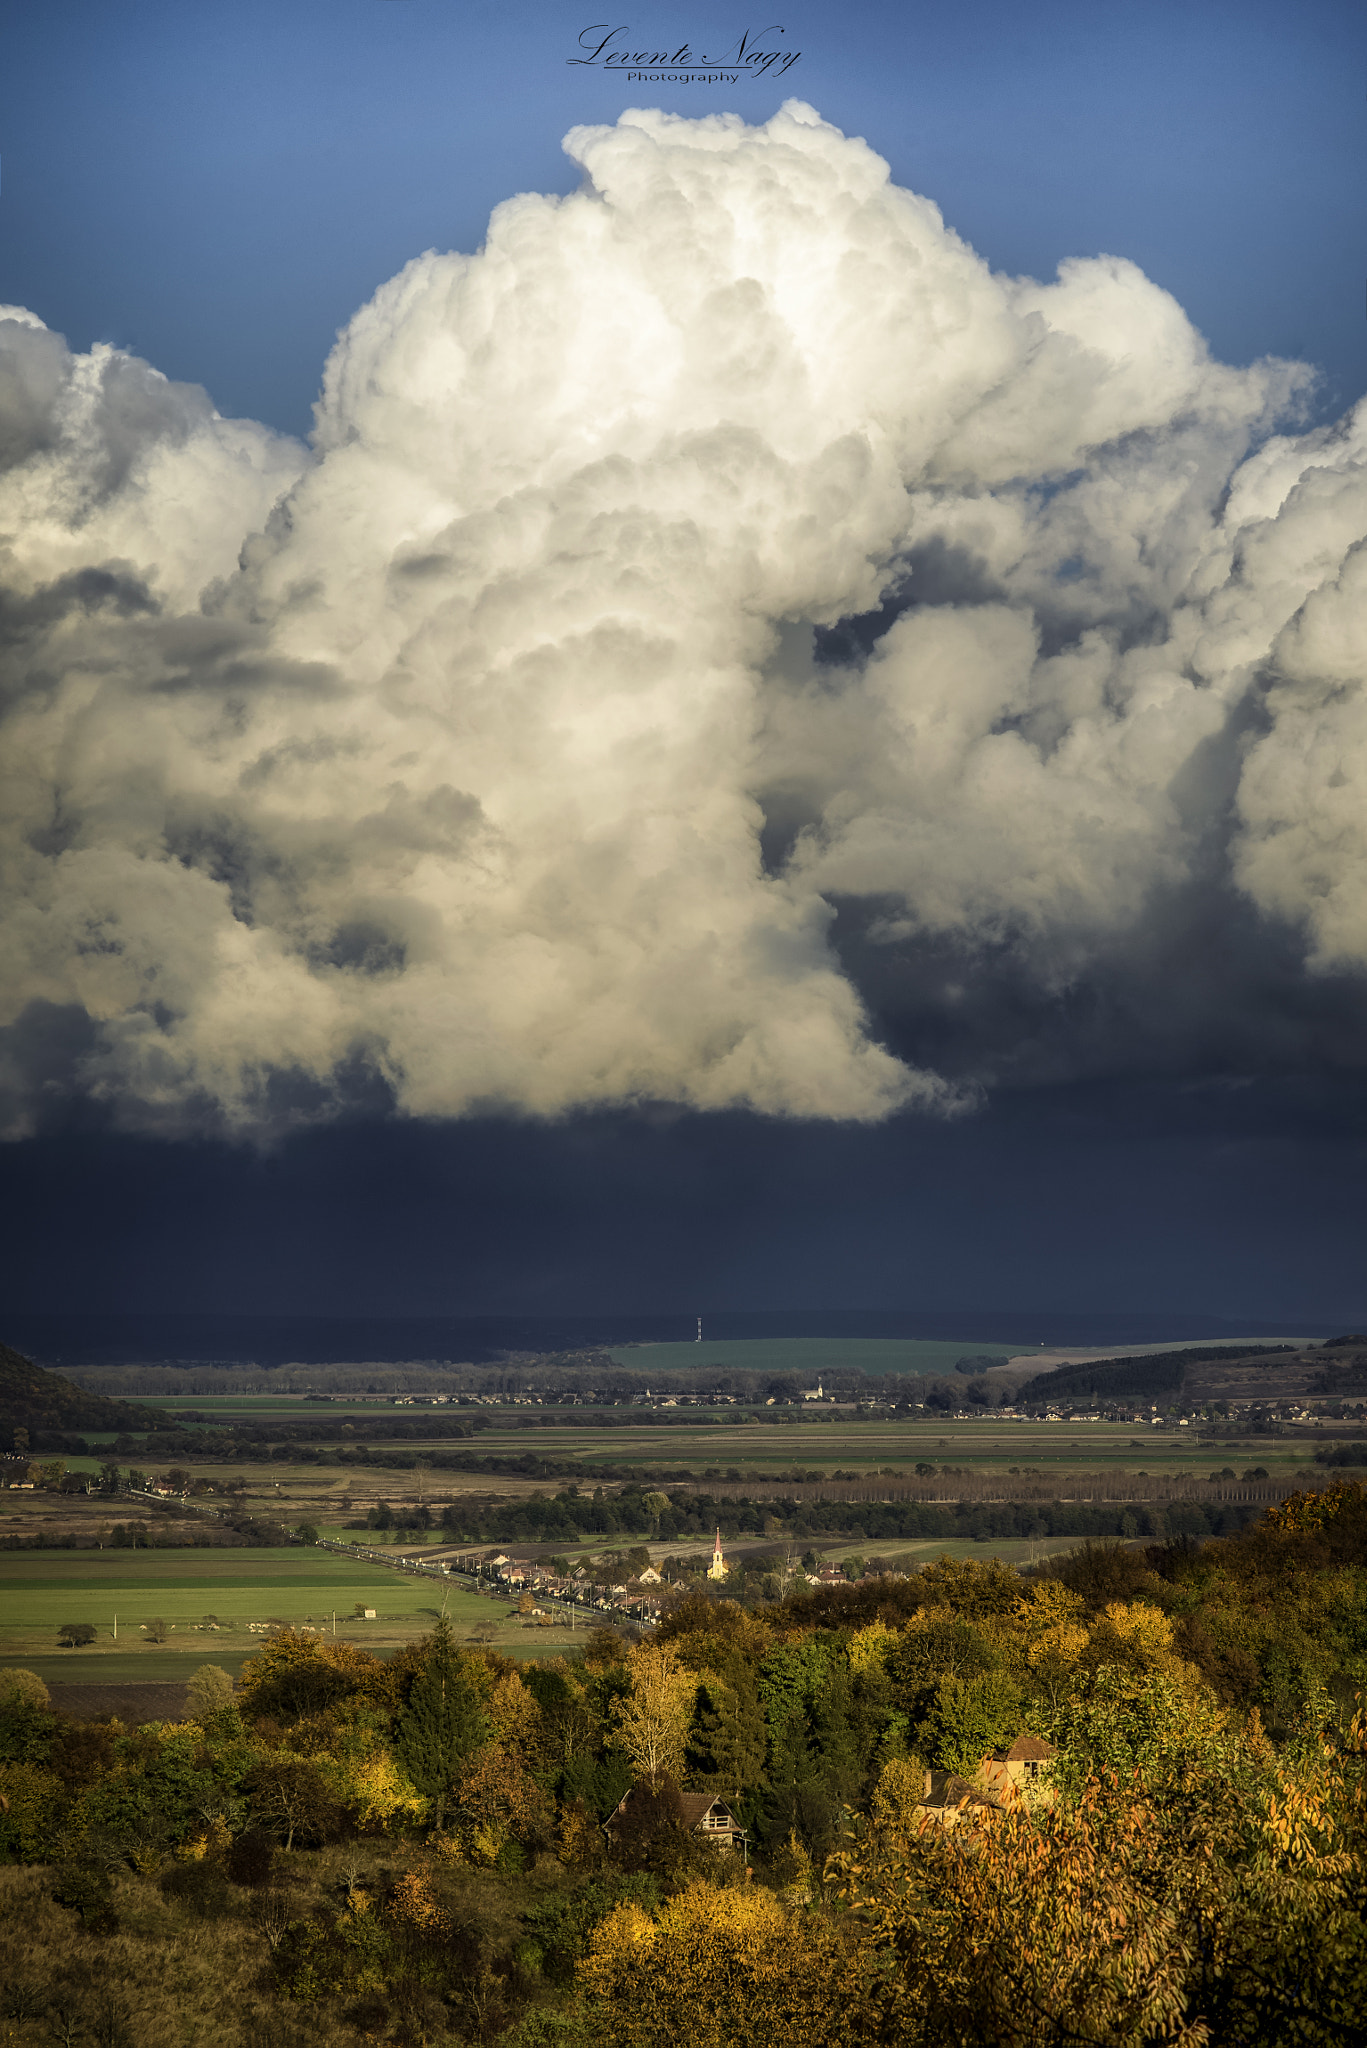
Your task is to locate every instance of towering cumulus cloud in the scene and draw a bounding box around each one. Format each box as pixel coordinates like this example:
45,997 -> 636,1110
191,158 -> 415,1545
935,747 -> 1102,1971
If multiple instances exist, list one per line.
1,103 -> 1364,1139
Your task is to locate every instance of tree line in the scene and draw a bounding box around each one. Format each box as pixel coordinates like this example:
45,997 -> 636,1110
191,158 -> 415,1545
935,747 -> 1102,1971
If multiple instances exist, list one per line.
1,1480 -> 1365,2044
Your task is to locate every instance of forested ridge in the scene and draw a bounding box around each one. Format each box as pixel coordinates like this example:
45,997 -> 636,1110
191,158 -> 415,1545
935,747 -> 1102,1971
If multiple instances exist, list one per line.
1,1480 -> 1365,2046
0,1344 -> 175,1448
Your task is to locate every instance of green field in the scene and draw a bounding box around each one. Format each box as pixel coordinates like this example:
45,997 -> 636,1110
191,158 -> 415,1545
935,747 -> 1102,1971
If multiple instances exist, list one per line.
433,1415 -> 1311,1484
604,1337 -> 1036,1377
41,1413 -> 1315,1500
0,1549 -> 523,1664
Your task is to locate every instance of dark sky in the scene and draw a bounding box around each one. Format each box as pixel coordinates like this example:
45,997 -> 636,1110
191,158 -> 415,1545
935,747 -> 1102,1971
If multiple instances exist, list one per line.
4,1076 -> 1365,1325
1,1 -> 1366,1334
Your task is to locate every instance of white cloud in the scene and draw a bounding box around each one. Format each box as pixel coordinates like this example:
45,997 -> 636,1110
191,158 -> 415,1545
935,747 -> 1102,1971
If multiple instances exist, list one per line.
0,103 -> 1363,1138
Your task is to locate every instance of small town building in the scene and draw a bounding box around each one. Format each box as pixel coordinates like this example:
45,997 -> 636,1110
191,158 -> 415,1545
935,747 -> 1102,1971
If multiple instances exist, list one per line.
707,1529 -> 729,1581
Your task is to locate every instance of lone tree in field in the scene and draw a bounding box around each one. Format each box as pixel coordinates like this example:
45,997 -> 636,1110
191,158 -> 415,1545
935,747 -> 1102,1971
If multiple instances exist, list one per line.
143,1618 -> 169,1643
395,1621 -> 489,1829
57,1622 -> 96,1648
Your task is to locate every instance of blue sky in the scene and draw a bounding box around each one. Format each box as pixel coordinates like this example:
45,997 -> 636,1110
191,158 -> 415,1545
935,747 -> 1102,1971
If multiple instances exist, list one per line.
2,0 -> 1363,436
2,0 -> 1366,1330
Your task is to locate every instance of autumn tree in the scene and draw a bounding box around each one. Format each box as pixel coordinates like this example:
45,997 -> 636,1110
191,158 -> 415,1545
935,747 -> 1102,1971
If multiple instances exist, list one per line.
450,1743 -> 553,1865
0,1669 -> 49,1711
238,1629 -> 394,1722
608,1642 -> 694,1787
833,1715 -> 1367,2048
243,1756 -> 339,1851
186,1664 -> 235,1722
578,1878 -> 870,2047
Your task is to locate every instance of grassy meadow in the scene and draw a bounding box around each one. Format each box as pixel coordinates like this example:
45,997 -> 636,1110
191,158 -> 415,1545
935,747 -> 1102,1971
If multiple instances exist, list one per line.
412,1413 -> 1315,1487
603,1336 -> 1035,1377
0,1548 -> 588,1672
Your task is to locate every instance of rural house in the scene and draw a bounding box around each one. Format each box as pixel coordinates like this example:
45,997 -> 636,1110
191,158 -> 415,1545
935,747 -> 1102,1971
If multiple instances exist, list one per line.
918,1770 -> 995,1829
975,1734 -> 1057,1802
919,1736 -> 1058,1829
603,1786 -> 743,1851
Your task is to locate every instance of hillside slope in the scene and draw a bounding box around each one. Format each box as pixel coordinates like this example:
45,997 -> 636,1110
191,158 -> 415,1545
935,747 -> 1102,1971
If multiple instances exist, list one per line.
0,1339 -> 178,1446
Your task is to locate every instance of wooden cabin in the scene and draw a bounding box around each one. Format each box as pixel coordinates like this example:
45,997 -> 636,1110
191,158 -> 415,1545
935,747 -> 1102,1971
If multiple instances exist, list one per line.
603,1784 -> 743,1851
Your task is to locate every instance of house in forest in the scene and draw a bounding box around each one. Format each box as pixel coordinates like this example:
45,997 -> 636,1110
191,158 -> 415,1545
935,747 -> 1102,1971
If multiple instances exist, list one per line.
603,1785 -> 743,1851
919,1736 -> 1058,1829
975,1734 -> 1057,1803
918,1770 -> 995,1829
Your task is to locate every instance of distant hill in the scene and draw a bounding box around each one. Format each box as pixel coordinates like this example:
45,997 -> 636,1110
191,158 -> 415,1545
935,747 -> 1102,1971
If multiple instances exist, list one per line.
0,1307 -> 1337,1368
1015,1344 -> 1295,1408
0,1340 -> 177,1448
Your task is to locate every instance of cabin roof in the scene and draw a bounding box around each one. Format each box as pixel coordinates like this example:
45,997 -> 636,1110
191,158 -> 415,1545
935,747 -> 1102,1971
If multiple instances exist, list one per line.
922,1770 -> 990,1811
1002,1735 -> 1056,1763
606,1786 -> 737,1829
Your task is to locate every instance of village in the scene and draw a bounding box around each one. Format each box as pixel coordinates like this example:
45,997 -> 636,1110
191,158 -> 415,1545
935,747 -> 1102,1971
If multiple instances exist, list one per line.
328,1526 -> 866,1631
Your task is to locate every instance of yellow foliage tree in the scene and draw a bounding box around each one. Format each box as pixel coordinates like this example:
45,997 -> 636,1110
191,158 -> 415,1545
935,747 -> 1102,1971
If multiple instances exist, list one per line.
1084,1599 -> 1199,1695
556,1797 -> 604,1869
848,1620 -> 898,1675
451,1741 -> 553,1864
608,1642 -> 694,1786
869,1755 -> 925,1836
578,1878 -> 871,2047
329,1740 -> 425,1832
487,1670 -> 542,1752
1267,1478 -> 1366,1534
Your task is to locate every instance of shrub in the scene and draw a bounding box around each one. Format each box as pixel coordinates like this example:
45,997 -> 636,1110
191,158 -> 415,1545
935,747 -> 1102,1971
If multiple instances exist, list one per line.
50,1859 -> 118,1933
186,1664 -> 236,1721
226,1828 -> 275,1887
57,1623 -> 96,1648
160,1860 -> 231,1919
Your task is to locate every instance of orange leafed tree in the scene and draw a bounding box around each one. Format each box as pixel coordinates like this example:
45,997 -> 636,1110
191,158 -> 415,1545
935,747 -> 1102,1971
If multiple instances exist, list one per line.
1265,1478 -> 1367,1534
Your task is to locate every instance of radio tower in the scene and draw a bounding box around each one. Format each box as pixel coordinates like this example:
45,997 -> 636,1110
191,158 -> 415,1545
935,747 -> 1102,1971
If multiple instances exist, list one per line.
696,1315 -> 702,1342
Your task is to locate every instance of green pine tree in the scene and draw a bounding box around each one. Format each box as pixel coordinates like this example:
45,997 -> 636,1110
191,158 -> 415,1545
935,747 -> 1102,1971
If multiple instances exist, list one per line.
685,1653 -> 767,1803
395,1622 -> 490,1828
